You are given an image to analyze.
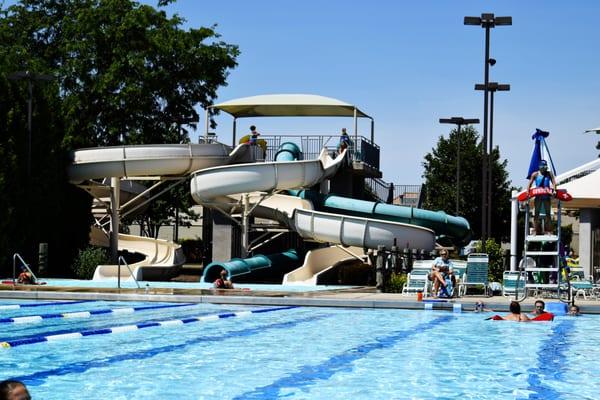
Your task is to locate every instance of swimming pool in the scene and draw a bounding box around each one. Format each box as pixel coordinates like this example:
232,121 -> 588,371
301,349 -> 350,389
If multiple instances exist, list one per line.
0,299 -> 598,399
39,278 -> 349,292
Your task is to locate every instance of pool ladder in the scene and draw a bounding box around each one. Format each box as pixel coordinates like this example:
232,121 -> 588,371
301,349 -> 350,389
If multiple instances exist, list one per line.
12,253 -> 39,285
117,256 -> 141,289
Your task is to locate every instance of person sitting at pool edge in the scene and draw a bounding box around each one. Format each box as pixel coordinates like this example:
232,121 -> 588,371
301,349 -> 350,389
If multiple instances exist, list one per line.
0,379 -> 31,400
17,268 -> 35,285
214,269 -> 234,289
568,304 -> 581,316
429,250 -> 455,297
503,301 -> 530,322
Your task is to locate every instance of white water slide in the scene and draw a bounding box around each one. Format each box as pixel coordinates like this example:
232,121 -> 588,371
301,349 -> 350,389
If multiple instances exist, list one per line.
69,94 -> 436,283
69,143 -> 254,280
189,147 -> 435,252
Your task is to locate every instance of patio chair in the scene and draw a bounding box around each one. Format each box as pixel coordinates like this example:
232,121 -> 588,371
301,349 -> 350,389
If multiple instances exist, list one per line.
458,253 -> 490,296
451,260 -> 467,286
570,280 -> 596,300
410,259 -> 433,271
502,271 -> 526,297
401,269 -> 430,297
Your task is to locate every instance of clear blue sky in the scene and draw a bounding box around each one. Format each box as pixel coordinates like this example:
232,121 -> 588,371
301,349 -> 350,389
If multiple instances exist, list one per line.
117,2 -> 600,187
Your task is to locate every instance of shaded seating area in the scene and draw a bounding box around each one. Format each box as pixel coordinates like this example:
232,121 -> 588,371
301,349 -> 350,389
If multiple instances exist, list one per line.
403,258 -> 466,298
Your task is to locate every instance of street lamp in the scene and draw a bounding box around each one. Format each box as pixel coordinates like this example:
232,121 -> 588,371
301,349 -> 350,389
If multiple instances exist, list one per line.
475,82 -> 510,233
8,70 -> 55,179
439,117 -> 480,216
465,13 -> 512,240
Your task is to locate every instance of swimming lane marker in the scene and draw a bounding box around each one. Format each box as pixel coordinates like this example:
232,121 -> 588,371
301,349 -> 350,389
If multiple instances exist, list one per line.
0,303 -> 195,325
0,306 -> 297,348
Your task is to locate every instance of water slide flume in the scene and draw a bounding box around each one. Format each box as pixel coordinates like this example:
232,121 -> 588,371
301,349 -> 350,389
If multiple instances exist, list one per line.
189,148 -> 342,204
191,147 -> 436,283
292,209 -> 435,250
69,143 -> 250,280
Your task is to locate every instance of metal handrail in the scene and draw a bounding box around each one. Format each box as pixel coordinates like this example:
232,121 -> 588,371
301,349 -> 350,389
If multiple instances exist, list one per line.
13,253 -> 38,285
117,256 -> 141,289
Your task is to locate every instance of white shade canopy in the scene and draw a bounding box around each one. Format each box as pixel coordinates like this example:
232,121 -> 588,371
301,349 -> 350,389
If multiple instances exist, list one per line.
560,168 -> 600,208
212,94 -> 372,119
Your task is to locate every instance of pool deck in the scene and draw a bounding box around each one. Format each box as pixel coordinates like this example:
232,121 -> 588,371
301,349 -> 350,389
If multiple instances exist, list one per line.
1,284 -> 599,314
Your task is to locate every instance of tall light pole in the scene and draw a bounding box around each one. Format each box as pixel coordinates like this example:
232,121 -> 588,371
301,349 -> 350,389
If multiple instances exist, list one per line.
439,117 -> 480,215
8,70 -> 55,179
475,82 -> 510,236
465,13 -> 512,240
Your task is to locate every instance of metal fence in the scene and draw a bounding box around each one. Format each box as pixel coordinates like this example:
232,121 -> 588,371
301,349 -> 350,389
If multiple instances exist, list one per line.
365,178 -> 423,207
260,134 -> 380,169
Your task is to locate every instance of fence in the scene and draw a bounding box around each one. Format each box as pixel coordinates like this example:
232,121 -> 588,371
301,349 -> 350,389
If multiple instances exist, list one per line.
365,179 -> 423,207
260,134 -> 380,169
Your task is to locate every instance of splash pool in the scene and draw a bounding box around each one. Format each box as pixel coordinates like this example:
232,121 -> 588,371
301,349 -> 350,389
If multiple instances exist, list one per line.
0,299 -> 598,399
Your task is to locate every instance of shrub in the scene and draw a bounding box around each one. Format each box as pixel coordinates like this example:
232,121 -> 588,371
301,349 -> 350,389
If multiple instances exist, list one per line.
72,246 -> 109,279
385,272 -> 407,293
178,238 -> 203,263
476,239 -> 504,283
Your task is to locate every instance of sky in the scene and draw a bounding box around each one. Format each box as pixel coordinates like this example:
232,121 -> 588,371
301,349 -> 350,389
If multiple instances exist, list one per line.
145,1 -> 598,187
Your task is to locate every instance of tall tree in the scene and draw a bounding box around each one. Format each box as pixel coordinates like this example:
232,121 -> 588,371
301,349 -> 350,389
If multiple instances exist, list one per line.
422,125 -> 512,241
0,0 -> 239,276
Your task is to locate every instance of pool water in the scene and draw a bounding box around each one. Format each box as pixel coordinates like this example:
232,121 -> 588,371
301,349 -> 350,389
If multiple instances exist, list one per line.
0,300 -> 598,399
40,278 -> 347,292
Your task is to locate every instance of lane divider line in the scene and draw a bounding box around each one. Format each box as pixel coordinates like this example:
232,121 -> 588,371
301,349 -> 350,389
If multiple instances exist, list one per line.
0,306 -> 297,348
0,301 -> 92,310
0,303 -> 197,324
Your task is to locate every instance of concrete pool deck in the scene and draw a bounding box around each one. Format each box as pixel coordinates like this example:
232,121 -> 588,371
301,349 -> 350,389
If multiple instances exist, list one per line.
1,284 -> 599,314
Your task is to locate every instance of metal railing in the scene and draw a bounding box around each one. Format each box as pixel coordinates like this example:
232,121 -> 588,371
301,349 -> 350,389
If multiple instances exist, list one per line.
365,178 -> 423,207
12,253 -> 38,285
260,134 -> 380,169
117,256 -> 141,289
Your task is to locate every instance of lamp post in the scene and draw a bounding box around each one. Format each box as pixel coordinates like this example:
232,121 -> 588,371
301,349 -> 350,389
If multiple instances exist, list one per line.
8,71 -> 55,179
439,117 -> 480,215
475,83 -> 510,235
465,13 -> 511,240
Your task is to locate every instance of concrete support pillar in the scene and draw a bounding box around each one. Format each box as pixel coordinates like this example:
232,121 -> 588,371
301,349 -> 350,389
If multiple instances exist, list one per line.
241,193 -> 250,258
110,177 -> 120,263
579,209 -> 598,279
211,212 -> 240,262
376,245 -> 385,292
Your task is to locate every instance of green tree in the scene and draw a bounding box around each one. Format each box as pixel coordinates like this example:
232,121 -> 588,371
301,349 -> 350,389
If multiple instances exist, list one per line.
0,0 -> 238,276
422,125 -> 512,241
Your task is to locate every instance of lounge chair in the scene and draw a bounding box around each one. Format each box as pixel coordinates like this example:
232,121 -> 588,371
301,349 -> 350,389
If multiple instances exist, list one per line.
458,253 -> 490,296
569,280 -> 597,300
502,271 -> 526,297
401,269 -> 430,297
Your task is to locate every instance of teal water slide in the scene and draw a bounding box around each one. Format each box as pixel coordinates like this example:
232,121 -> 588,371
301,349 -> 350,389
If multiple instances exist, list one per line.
201,142 -> 470,283
277,142 -> 471,244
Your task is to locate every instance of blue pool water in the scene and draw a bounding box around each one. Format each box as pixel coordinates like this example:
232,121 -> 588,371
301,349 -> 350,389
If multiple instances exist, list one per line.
40,278 -> 346,292
0,300 -> 598,399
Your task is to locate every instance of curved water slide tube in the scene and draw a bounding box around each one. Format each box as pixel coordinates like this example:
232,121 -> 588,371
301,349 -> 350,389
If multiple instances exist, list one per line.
275,144 -> 471,245
69,143 -> 248,280
282,245 -> 366,285
190,145 -> 436,282
202,250 -> 300,283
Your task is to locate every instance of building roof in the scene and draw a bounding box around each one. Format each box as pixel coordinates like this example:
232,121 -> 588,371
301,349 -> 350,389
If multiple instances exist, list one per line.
561,168 -> 600,208
212,94 -> 371,119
